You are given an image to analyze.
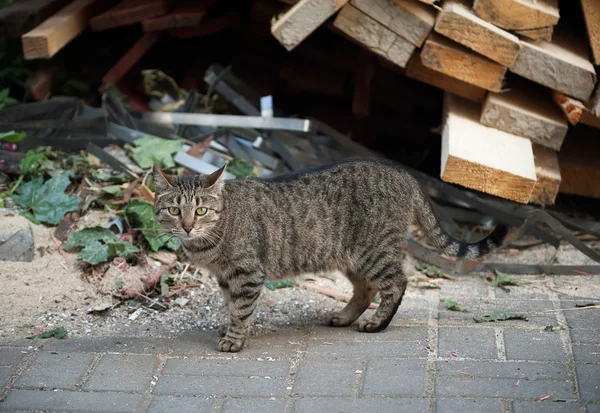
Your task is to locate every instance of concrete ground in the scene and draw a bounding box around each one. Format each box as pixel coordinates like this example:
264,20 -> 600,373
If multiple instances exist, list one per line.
0,273 -> 599,413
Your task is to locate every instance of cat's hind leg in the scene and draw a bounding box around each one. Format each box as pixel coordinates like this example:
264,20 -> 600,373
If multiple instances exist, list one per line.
329,276 -> 375,327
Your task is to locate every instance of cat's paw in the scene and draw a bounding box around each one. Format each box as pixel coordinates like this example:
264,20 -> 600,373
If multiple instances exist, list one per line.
218,336 -> 245,352
357,319 -> 384,333
218,324 -> 229,337
328,313 -> 353,327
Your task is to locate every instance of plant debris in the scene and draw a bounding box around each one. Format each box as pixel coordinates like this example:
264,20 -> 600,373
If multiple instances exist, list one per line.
544,324 -> 566,332
444,299 -> 469,312
473,311 -> 528,323
226,157 -> 257,178
575,303 -> 598,308
126,136 -> 185,169
0,130 -> 26,143
416,262 -> 460,280
26,326 -> 68,340
265,279 -> 297,291
64,227 -> 139,265
125,199 -> 181,251
488,270 -> 519,289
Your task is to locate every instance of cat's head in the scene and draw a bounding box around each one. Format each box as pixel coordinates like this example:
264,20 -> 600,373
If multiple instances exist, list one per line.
152,164 -> 226,239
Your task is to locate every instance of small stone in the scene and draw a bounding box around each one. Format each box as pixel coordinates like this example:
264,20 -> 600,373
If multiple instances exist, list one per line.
0,214 -> 34,262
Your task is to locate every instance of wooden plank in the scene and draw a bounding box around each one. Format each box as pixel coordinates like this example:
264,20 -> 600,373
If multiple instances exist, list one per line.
21,0 -> 109,59
529,144 -> 561,207
90,0 -> 170,31
551,90 -> 584,125
472,0 -> 559,31
421,33 -> 506,92
141,0 -> 212,32
513,26 -> 552,42
558,125 -> 600,199
333,5 -> 415,69
509,34 -> 597,101
167,13 -> 240,38
350,0 -> 436,47
405,51 -> 486,102
580,110 -> 600,129
581,0 -> 600,65
480,83 -> 568,151
441,94 -> 537,203
0,0 -> 72,37
434,0 -> 520,66
271,0 -> 349,51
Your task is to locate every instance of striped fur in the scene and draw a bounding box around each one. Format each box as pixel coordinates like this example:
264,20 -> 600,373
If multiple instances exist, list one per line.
153,158 -> 507,352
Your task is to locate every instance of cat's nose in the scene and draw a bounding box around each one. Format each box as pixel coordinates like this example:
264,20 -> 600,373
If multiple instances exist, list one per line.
183,226 -> 192,234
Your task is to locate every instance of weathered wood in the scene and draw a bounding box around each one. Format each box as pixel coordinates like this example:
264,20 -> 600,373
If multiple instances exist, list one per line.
25,66 -> 60,100
141,0 -> 212,32
167,13 -> 240,38
509,34 -> 597,101
529,144 -> 560,207
472,0 -> 559,31
333,5 -> 415,69
405,52 -> 485,102
580,110 -> 600,129
350,0 -> 436,47
434,0 -> 520,66
513,26 -> 552,42
101,33 -> 160,89
271,0 -> 348,51
551,90 -> 583,125
90,0 -> 170,31
22,0 -> 109,59
0,0 -> 72,37
421,33 -> 506,92
581,0 -> 600,65
558,125 -> 600,199
480,84 -> 568,151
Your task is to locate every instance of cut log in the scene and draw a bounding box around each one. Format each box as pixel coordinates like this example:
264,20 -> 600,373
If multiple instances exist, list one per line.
509,34 -> 597,101
581,0 -> 600,65
350,0 -> 436,47
558,125 -> 600,199
405,52 -> 485,102
141,0 -> 213,32
333,5 -> 415,69
480,84 -> 568,151
271,0 -> 349,51
421,33 -> 506,92
90,0 -> 171,31
529,144 -> 561,207
0,0 -> 72,37
513,26 -> 553,42
551,90 -> 583,125
434,0 -> 520,66
441,94 -> 537,203
21,0 -> 109,59
472,0 -> 559,31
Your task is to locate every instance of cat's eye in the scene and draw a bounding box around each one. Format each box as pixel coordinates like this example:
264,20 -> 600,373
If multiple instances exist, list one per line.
168,207 -> 180,215
196,207 -> 208,216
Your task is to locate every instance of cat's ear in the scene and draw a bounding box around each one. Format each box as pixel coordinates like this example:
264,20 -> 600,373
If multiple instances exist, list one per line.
152,164 -> 174,192
205,164 -> 226,189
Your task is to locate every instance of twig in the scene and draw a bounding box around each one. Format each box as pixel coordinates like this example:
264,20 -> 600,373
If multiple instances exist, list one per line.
299,281 -> 379,309
137,293 -> 168,309
543,305 -> 600,312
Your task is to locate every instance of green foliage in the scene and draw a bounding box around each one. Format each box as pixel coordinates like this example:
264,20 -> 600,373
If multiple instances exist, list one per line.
65,227 -> 139,265
227,157 -> 256,178
92,170 -> 129,183
489,270 -> 519,287
473,311 -> 527,323
264,279 -> 297,291
0,87 -> 18,110
100,185 -> 123,197
444,299 -> 469,312
26,326 -> 68,339
127,136 -> 185,169
416,262 -> 452,279
0,130 -> 26,143
544,324 -> 566,332
125,199 -> 180,251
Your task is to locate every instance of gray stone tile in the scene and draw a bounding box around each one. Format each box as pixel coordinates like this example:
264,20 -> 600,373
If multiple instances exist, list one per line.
308,325 -> 428,342
292,359 -> 356,397
0,348 -> 25,366
84,354 -> 159,392
306,340 -> 428,359
561,304 -> 600,329
438,327 -> 497,359
389,295 -> 431,325
436,360 -> 567,380
222,398 -> 287,413
153,376 -> 285,397
439,299 -> 555,327
40,336 -> 173,354
513,400 -> 580,413
587,403 -> 600,413
146,396 -> 213,413
436,398 -> 504,413
435,377 -> 572,399
577,364 -> 600,402
0,389 -> 142,412
0,366 -> 11,387
573,345 -> 600,364
362,359 -> 426,396
570,329 -> 600,345
292,397 -> 429,413
163,358 -> 289,377
504,330 -> 565,362
14,352 -> 94,389
439,276 -> 490,298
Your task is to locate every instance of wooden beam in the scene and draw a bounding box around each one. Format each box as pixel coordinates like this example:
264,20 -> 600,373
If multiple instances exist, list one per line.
333,5 -> 415,69
421,33 -> 506,92
472,0 -> 559,31
509,34 -> 597,101
558,125 -> 600,199
529,144 -> 560,207
271,0 -> 349,51
441,94 -> 537,203
580,110 -> 600,129
513,26 -> 553,42
141,0 -> 212,32
581,0 -> 600,65
21,0 -> 109,59
350,0 -> 436,47
480,83 -> 568,151
0,0 -> 72,37
404,51 -> 485,102
434,0 -> 520,66
90,0 -> 171,31
551,90 -> 583,125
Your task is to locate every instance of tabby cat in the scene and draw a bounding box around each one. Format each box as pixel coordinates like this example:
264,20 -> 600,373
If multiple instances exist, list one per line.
153,158 -> 507,352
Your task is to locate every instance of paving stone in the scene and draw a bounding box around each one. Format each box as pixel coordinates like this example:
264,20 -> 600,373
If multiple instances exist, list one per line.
439,276 -> 490,298
504,330 -> 565,362
570,328 -> 600,345
308,325 -> 428,342
0,389 -> 142,412
435,377 -> 572,399
153,375 -> 285,397
362,359 -> 426,396
222,398 -> 287,413
439,299 -> 555,327
292,359 -> 356,397
146,396 -> 213,413
436,360 -> 567,380
390,295 -> 431,325
573,344 -> 600,363
163,358 -> 289,377
513,400 -> 580,412
292,397 -> 429,412
14,352 -> 94,389
438,327 -> 497,359
40,336 -> 173,354
577,364 -> 600,402
0,366 -> 12,387
306,340 -> 428,359
561,304 -> 600,329
0,348 -> 25,366
587,404 -> 600,413
436,397 -> 504,413
84,354 -> 159,392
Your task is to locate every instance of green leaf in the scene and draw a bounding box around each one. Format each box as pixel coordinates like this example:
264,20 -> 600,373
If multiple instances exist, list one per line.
20,150 -> 46,174
544,324 -> 566,332
227,157 -> 256,178
79,241 -> 110,265
125,199 -> 178,251
160,273 -> 169,296
106,240 -> 139,257
264,279 -> 297,291
444,299 -> 469,312
127,136 -> 185,169
92,170 -> 129,183
65,227 -> 138,265
26,326 -> 68,339
101,185 -> 123,197
473,311 -> 527,323
0,130 -> 26,143
490,270 -> 519,287
65,227 -> 115,248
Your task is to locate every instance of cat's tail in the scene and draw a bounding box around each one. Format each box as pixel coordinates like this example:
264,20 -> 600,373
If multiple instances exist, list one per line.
413,188 -> 508,260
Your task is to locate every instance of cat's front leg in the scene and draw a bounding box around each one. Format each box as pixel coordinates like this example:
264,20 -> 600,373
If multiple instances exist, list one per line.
218,270 -> 264,352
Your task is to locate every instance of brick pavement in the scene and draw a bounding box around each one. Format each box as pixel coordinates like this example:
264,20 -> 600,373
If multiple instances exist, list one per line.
0,275 -> 598,412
